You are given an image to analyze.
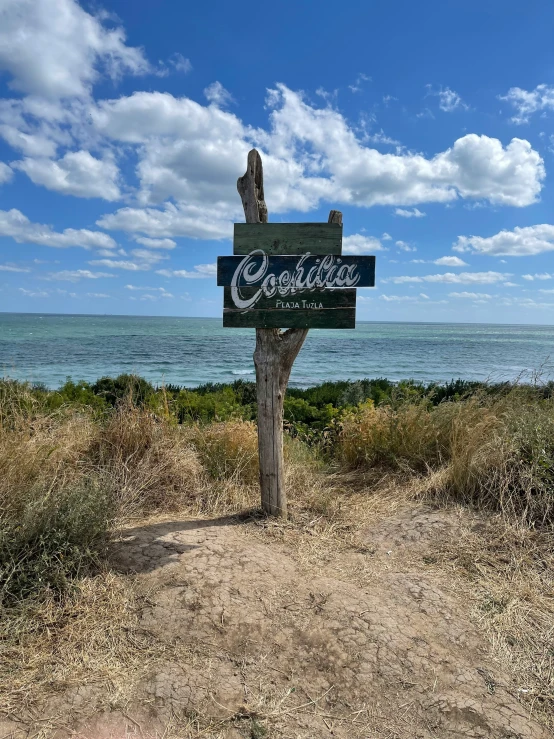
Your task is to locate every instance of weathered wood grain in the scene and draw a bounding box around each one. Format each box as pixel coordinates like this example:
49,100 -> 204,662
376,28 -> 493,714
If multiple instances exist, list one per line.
223,308 -> 355,329
233,222 -> 342,255
223,286 -> 356,311
217,254 -> 375,288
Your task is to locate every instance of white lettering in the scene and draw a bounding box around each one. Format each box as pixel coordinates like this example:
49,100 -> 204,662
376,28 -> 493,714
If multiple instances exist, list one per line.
230,250 -> 361,309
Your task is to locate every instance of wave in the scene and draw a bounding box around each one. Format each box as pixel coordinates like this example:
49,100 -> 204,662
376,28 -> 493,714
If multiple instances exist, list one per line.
231,369 -> 255,376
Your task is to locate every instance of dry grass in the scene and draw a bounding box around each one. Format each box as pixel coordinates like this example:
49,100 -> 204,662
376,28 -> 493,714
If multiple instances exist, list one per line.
1,380 -> 553,734
427,511 -> 554,728
337,388 -> 554,525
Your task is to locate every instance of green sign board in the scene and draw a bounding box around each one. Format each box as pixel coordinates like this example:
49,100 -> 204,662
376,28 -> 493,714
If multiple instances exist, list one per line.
218,223 -> 376,329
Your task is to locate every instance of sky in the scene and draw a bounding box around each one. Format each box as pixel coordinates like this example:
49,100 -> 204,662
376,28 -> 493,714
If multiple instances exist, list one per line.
0,0 -> 554,324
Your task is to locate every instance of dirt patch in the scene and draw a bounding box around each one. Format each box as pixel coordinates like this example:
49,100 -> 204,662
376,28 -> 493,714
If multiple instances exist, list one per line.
2,508 -> 549,738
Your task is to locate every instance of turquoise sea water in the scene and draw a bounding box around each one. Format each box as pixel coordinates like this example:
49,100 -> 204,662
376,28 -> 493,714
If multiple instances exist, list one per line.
1,313 -> 553,389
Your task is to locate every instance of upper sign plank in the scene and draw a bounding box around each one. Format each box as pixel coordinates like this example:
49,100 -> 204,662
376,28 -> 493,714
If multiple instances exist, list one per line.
217,254 -> 375,289
233,223 -> 342,255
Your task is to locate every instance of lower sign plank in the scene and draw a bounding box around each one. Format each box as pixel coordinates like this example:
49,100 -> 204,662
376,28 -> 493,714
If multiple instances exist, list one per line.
223,307 -> 356,329
217,254 -> 375,289
223,287 -> 357,328
223,286 -> 356,311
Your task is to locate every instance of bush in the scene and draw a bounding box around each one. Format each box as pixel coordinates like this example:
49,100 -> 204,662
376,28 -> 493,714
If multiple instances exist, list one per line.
0,478 -> 112,607
92,374 -> 155,407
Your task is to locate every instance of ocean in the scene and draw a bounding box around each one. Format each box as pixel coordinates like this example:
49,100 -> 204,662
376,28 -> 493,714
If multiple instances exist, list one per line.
1,313 -> 553,389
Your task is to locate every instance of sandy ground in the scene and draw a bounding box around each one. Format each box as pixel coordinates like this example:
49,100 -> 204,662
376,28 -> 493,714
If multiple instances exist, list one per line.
1,505 -> 549,739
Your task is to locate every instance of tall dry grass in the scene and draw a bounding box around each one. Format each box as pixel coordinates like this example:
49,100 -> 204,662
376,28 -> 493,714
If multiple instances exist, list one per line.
337,387 -> 554,525
0,386 -> 203,608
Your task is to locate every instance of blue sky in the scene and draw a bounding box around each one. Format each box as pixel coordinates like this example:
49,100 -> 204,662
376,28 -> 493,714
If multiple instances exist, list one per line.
1,0 -> 554,323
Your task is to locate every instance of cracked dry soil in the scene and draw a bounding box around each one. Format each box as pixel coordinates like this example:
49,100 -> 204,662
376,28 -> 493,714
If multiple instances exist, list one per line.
4,508 -> 550,739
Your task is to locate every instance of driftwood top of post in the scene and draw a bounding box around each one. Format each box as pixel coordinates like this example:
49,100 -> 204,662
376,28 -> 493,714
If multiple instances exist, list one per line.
237,149 -> 268,224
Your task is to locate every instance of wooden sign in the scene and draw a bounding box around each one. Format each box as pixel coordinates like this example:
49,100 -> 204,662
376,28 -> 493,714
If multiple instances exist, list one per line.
227,148 -> 378,519
218,244 -> 375,329
234,222 -> 343,255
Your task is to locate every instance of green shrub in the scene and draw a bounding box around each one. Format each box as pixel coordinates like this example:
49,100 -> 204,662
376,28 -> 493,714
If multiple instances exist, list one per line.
92,374 -> 155,407
0,478 -> 112,607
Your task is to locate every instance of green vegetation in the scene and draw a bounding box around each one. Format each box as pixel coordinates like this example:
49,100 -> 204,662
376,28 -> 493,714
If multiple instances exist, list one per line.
1,372 -> 553,610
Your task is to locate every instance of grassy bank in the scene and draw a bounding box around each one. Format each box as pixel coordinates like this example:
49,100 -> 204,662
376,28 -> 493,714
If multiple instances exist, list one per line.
1,374 -> 553,729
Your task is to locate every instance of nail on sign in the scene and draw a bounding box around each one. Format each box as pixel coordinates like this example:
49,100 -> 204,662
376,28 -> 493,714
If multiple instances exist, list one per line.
218,223 -> 376,329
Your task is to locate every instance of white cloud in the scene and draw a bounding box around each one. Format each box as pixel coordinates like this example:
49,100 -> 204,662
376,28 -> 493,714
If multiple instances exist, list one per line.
427,85 -> 468,112
156,263 -> 216,279
204,81 -> 235,107
342,234 -> 386,254
394,208 -> 426,218
499,84 -> 554,124
434,256 -> 468,267
387,271 -> 510,285
0,263 -> 29,272
13,150 -> 121,200
87,292 -> 110,298
367,130 -> 400,146
449,291 -> 492,299
349,73 -> 371,93
380,293 -> 445,304
0,0 -> 151,99
382,232 -> 392,241
125,284 -> 172,294
0,162 -> 13,184
381,294 -> 419,302
133,236 -> 176,249
522,273 -> 552,281
90,85 -> 544,243
97,202 -> 235,240
19,287 -> 49,297
396,240 -> 416,252
454,224 -> 554,257
0,208 -> 116,249
168,53 -> 192,74
88,259 -> 150,271
47,269 -> 114,282
129,248 -> 167,263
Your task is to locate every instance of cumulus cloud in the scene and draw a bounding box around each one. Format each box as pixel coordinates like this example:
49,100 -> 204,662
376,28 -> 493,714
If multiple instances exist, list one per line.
449,291 -> 492,299
434,256 -> 468,266
387,271 -> 510,284
0,0 -> 151,99
454,224 -> 554,257
47,269 -> 114,281
134,236 -> 176,249
204,81 -> 235,107
522,273 -> 552,281
0,263 -> 30,272
342,234 -> 386,254
0,208 -> 116,249
97,202 -> 235,240
13,150 -> 121,200
396,241 -> 416,252
394,208 -> 426,218
88,259 -> 150,271
156,263 -> 216,279
0,162 -> 13,184
168,53 -> 192,74
19,287 -> 49,297
89,85 -> 545,241
426,85 -> 468,112
499,84 -> 554,124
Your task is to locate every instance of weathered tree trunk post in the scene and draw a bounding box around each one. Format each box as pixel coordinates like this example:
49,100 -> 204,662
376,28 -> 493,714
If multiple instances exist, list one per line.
237,149 -> 342,517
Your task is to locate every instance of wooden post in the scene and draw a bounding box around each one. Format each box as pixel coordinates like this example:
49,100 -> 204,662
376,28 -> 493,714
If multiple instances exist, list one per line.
237,149 -> 342,517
